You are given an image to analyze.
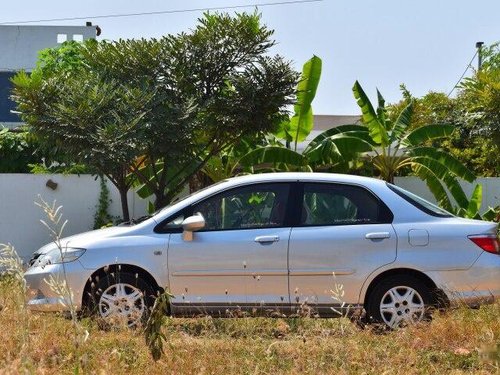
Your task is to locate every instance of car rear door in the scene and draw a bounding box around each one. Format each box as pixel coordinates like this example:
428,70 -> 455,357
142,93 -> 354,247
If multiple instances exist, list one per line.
288,182 -> 396,311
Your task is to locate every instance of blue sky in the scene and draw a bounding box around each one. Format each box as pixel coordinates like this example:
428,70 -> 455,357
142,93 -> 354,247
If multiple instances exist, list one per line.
1,0 -> 499,115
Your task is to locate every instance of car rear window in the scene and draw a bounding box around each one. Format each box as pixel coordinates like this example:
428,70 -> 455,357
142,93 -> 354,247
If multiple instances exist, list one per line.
387,183 -> 454,218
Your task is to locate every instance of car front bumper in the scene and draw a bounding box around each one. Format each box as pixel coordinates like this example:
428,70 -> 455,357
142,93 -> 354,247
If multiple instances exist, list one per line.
24,260 -> 91,312
427,251 -> 500,307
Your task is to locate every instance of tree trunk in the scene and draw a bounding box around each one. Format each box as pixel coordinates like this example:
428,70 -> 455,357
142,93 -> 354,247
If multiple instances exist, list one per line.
154,194 -> 169,212
119,187 -> 130,222
387,173 -> 395,184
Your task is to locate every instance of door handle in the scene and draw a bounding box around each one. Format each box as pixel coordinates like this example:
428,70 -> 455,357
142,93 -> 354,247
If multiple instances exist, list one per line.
255,236 -> 280,244
365,232 -> 391,240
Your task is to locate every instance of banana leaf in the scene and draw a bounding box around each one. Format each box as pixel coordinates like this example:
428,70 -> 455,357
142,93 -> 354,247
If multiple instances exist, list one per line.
352,81 -> 389,146
288,56 -> 322,147
410,147 -> 476,182
413,164 -> 453,211
390,100 -> 413,143
411,156 -> 468,209
466,184 -> 482,217
237,146 -> 307,168
402,124 -> 455,147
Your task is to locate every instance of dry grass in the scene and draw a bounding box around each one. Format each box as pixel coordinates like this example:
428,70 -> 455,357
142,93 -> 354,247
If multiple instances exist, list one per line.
0,277 -> 498,374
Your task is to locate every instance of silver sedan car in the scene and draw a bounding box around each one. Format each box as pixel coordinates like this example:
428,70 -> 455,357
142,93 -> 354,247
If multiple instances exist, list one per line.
24,173 -> 500,328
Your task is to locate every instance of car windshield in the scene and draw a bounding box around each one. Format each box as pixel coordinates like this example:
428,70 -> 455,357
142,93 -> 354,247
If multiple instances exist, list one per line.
387,183 -> 454,218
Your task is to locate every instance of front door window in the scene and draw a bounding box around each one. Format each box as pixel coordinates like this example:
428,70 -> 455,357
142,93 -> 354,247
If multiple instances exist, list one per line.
193,184 -> 290,231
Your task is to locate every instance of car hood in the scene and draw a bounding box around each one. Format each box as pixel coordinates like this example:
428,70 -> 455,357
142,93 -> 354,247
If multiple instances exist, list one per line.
32,224 -> 151,257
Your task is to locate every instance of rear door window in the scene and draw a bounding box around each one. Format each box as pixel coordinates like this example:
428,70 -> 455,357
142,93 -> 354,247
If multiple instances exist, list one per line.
300,183 -> 392,226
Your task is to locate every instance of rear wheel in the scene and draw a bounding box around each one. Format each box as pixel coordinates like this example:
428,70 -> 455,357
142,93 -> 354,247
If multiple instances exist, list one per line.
366,275 -> 433,329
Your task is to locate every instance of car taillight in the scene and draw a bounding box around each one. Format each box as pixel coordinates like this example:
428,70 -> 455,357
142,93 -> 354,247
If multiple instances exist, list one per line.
468,234 -> 500,255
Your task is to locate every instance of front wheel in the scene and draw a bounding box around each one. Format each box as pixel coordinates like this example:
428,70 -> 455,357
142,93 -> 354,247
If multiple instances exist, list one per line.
88,272 -> 156,327
366,275 -> 433,329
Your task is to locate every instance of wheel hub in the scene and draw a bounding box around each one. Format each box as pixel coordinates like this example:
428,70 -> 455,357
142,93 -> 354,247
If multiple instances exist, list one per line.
98,283 -> 145,326
379,285 -> 425,328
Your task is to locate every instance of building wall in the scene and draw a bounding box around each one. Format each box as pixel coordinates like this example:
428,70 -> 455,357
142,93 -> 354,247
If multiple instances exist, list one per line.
0,174 -> 148,262
0,24 -> 97,126
0,25 -> 96,71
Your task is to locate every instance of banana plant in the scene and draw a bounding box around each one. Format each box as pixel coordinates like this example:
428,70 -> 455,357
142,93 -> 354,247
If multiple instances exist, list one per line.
199,56 -> 325,178
327,81 -> 477,211
234,55 -> 365,173
451,184 -> 500,222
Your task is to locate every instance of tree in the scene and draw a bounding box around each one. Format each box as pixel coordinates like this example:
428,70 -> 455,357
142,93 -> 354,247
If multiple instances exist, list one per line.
453,43 -> 500,175
199,56 -> 323,181
388,43 -> 500,176
12,12 -> 298,216
12,62 -> 150,221
130,12 -> 298,208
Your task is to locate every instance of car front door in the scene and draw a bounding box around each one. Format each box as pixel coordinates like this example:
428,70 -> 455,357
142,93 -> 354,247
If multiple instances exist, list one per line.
166,182 -> 292,314
288,182 -> 396,313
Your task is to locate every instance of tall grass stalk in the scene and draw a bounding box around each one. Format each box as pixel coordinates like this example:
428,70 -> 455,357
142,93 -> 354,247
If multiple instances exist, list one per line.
35,196 -> 89,373
0,243 -> 31,369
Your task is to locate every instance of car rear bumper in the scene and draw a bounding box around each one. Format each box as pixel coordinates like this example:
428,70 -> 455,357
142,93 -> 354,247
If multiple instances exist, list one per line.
24,261 -> 90,312
427,251 -> 500,307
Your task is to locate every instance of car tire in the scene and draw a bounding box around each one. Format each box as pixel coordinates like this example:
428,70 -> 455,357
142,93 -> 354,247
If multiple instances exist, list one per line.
87,271 -> 156,327
366,275 -> 433,329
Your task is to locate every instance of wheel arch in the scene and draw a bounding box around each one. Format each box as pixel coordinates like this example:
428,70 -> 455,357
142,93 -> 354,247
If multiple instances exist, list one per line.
362,268 -> 449,308
82,263 -> 164,308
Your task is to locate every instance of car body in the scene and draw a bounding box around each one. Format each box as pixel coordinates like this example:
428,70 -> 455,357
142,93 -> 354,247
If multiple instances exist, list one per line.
24,173 -> 500,328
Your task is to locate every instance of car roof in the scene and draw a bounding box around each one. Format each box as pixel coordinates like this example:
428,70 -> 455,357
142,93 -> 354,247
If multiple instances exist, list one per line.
221,172 -> 387,188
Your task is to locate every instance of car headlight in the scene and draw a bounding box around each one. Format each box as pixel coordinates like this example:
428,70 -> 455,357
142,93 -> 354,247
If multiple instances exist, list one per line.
37,247 -> 86,267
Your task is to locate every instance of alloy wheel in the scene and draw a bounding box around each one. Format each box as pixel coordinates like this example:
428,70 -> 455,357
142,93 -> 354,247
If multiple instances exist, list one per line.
379,285 -> 425,328
98,283 -> 145,326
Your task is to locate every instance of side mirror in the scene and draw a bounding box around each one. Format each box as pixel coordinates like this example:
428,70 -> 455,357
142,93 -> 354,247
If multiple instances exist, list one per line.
181,214 -> 205,241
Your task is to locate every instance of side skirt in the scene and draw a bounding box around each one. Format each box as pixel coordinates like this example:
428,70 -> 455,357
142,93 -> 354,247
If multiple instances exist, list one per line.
170,303 -> 363,318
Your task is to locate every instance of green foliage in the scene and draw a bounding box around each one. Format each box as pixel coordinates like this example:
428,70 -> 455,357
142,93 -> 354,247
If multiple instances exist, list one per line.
36,40 -> 87,76
238,146 -> 309,170
93,176 -> 113,229
328,83 -> 476,211
12,12 -> 297,212
0,127 -> 80,174
0,128 -> 39,173
276,55 -> 322,148
28,162 -> 89,175
144,290 -> 173,361
388,42 -> 500,177
352,81 -> 389,146
476,42 -> 500,71
451,184 -> 500,222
